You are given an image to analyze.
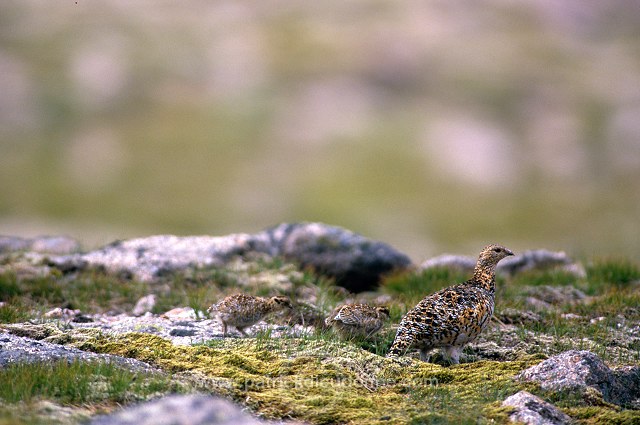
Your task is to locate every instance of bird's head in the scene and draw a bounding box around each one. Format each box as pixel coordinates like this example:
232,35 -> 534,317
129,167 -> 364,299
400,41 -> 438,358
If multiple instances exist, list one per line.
270,296 -> 293,310
477,244 -> 514,268
376,306 -> 391,319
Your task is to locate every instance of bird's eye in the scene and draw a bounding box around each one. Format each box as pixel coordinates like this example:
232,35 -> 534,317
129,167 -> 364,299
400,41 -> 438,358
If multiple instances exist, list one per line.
493,247 -> 501,253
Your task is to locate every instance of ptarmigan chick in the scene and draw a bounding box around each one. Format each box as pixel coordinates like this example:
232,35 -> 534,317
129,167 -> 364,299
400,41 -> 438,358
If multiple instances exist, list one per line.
387,244 -> 513,363
325,304 -> 390,339
208,294 -> 292,337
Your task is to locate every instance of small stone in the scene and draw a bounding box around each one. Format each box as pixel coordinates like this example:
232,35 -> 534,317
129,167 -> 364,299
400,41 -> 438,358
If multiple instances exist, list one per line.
161,307 -> 198,320
132,294 -> 156,316
44,307 -> 81,320
560,313 -> 583,320
169,328 -> 196,337
502,391 -> 572,425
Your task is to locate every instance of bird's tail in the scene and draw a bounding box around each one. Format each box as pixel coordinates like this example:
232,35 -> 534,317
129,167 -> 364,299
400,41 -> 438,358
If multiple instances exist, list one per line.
386,329 -> 412,358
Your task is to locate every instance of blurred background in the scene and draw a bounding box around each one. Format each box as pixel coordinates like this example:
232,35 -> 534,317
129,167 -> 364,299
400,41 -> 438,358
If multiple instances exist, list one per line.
1,0 -> 639,262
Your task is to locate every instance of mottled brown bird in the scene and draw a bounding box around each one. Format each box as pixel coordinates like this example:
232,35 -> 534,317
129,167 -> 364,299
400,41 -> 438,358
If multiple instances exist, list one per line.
387,244 -> 514,363
208,294 -> 292,337
325,303 -> 390,339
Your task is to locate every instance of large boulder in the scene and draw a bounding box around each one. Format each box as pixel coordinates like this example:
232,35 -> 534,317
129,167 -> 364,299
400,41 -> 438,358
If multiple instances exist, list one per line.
263,222 -> 411,292
0,330 -> 155,374
47,222 -> 411,292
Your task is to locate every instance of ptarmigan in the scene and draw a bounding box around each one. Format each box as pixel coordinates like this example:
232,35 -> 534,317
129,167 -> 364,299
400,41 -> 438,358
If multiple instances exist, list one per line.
387,244 -> 514,363
208,294 -> 292,337
325,304 -> 390,339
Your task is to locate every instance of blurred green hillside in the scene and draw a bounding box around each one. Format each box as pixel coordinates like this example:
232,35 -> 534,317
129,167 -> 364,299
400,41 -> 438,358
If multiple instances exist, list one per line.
1,1 -> 639,260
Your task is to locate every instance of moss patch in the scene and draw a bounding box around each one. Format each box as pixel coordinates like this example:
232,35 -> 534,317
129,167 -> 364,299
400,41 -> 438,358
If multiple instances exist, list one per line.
64,331 -> 547,424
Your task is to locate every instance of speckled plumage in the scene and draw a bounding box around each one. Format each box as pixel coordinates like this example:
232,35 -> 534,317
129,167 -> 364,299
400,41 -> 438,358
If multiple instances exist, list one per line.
325,304 -> 390,339
208,294 -> 292,337
387,244 -> 514,363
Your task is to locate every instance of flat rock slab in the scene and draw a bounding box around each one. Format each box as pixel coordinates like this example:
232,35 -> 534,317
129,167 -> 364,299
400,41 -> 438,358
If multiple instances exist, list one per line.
90,394 -> 278,425
502,390 -> 572,425
48,222 -> 412,292
516,350 -> 640,407
1,311 -> 312,348
0,331 -> 156,374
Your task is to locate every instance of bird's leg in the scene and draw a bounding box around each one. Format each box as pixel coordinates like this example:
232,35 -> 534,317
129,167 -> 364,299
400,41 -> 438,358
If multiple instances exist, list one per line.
443,346 -> 461,364
221,322 -> 228,338
237,327 -> 248,337
419,349 -> 432,362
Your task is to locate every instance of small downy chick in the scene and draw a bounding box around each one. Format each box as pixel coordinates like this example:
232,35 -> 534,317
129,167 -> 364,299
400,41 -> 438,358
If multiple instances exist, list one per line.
208,293 -> 292,337
325,303 -> 390,339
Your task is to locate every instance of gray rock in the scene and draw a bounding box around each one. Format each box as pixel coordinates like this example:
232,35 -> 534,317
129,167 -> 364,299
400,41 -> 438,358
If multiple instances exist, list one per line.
419,254 -> 476,272
523,286 -> 587,306
132,294 -> 157,316
263,222 -> 411,292
516,350 -> 640,407
495,308 -> 542,325
0,235 -> 31,252
0,331 -> 157,374
0,235 -> 80,255
502,391 -> 572,425
49,233 -> 267,281
90,394 -> 270,425
498,250 -> 585,277
48,222 -> 411,292
419,249 -> 585,278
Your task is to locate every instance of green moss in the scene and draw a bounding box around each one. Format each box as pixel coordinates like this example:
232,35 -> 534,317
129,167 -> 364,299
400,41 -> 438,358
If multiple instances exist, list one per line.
63,331 -> 548,424
565,407 -> 640,424
0,358 -> 175,405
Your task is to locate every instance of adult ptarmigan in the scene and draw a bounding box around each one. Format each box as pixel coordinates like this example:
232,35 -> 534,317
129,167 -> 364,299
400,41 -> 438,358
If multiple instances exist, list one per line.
387,244 -> 513,363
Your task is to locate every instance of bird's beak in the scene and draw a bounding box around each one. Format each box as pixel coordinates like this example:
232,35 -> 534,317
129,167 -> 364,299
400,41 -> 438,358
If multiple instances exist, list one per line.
506,248 -> 515,256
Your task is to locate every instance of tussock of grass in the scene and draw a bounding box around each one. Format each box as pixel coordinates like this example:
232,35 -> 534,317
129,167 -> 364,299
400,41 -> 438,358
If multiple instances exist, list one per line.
509,269 -> 581,288
0,302 -> 31,324
0,359 -> 176,405
0,270 -> 148,315
586,259 -> 640,294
